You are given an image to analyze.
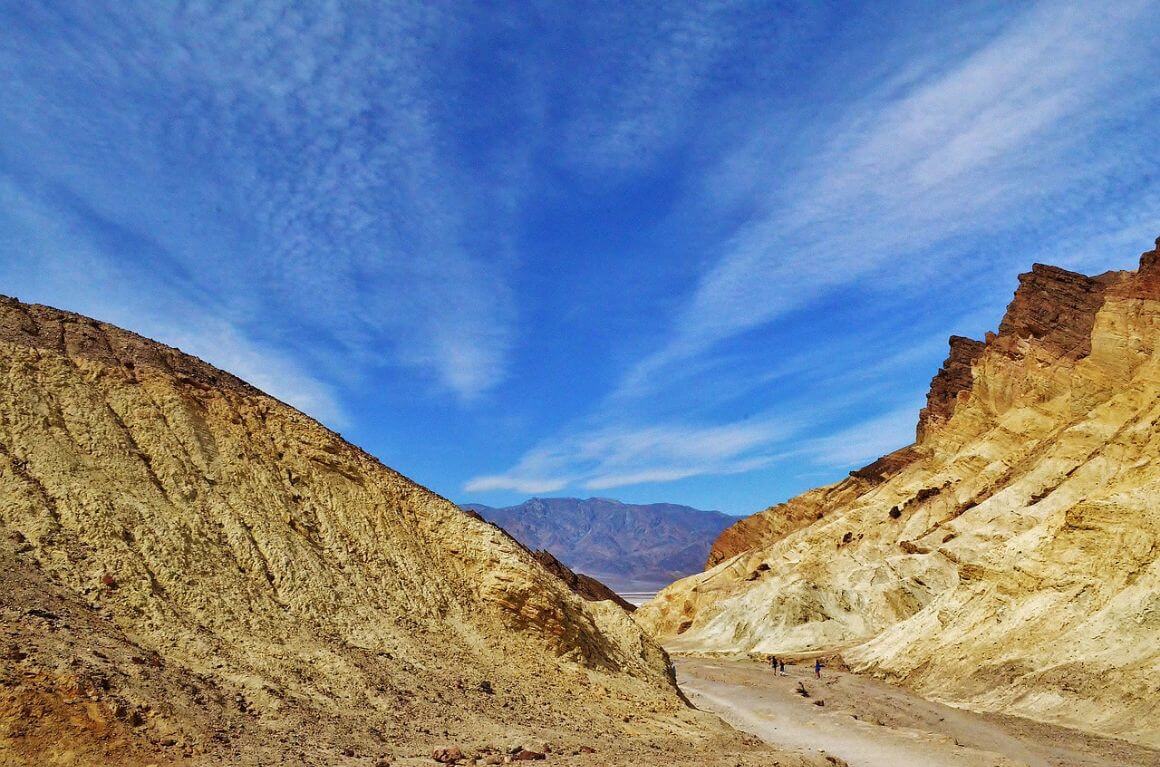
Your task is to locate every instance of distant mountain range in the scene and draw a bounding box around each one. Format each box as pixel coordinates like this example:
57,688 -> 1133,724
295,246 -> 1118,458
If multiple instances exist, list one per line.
461,497 -> 735,592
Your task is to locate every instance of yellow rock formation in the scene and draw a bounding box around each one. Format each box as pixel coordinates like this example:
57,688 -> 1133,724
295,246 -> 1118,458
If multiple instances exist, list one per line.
0,297 -> 823,766
637,240 -> 1160,747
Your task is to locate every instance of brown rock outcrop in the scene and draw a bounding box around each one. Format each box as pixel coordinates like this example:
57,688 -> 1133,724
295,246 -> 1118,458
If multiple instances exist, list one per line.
707,445 -> 922,568
847,445 -> 921,483
1111,236 -> 1160,299
705,256 -> 1135,563
638,237 -> 1160,747
532,550 -> 636,612
992,263 -> 1121,360
0,296 -> 824,767
706,479 -> 865,568
915,336 -> 986,441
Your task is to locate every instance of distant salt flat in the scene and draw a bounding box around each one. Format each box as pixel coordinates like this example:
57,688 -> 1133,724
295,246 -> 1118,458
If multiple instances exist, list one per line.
619,591 -> 658,606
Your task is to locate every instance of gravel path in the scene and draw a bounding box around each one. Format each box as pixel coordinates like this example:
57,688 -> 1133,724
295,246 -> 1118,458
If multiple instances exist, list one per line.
675,656 -> 1160,767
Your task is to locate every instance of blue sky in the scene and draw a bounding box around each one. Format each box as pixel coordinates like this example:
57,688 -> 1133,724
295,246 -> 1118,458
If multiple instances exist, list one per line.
1,1 -> 1157,515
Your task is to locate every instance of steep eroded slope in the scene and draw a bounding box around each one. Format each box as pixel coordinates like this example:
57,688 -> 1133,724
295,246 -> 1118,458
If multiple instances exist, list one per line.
0,297 -> 817,767
637,239 -> 1160,747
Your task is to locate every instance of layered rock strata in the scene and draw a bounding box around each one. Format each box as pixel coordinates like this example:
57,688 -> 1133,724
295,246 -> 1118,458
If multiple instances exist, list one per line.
0,296 -> 817,766
638,238 -> 1160,747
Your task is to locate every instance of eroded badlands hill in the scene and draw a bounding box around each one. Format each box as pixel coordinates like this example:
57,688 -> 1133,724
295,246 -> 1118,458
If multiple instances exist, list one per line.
0,297 -> 823,767
637,238 -> 1160,747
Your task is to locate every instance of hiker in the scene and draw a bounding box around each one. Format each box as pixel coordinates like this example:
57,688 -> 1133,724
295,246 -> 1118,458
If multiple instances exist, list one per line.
770,655 -> 778,672
814,659 -> 823,679
779,660 -> 786,676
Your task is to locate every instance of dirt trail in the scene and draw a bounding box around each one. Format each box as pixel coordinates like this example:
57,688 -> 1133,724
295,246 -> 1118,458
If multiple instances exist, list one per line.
675,656 -> 1160,767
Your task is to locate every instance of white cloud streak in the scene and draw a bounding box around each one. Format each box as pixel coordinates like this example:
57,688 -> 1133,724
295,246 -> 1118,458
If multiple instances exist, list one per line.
469,0 -> 1159,497
795,406 -> 924,468
465,417 -> 798,494
0,173 -> 347,425
626,0 -> 1158,391
0,2 -> 518,403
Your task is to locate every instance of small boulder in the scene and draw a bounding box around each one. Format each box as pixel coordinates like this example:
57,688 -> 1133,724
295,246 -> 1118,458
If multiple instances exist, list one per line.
433,746 -> 465,763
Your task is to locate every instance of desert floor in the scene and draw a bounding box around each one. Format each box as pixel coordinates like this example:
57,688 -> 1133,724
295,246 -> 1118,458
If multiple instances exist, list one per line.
674,656 -> 1160,767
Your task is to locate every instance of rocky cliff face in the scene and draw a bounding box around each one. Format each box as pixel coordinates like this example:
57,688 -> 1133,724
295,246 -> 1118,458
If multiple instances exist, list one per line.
707,444 -> 922,567
993,263 -> 1120,360
915,336 -> 986,441
637,238 -> 1160,747
706,480 -> 865,568
0,297 -> 815,767
464,498 -> 734,592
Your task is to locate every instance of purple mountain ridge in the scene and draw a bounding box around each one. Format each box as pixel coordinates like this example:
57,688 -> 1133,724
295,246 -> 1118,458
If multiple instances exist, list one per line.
461,497 -> 735,592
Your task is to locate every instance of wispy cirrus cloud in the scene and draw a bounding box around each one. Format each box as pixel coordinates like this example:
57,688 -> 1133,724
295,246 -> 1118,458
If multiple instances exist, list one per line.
3,1 -> 1155,513
555,2 -> 737,173
794,405 -> 925,468
468,0 -> 1160,503
0,171 -> 347,425
629,0 -> 1156,388
0,2 -> 518,405
465,416 -> 799,494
